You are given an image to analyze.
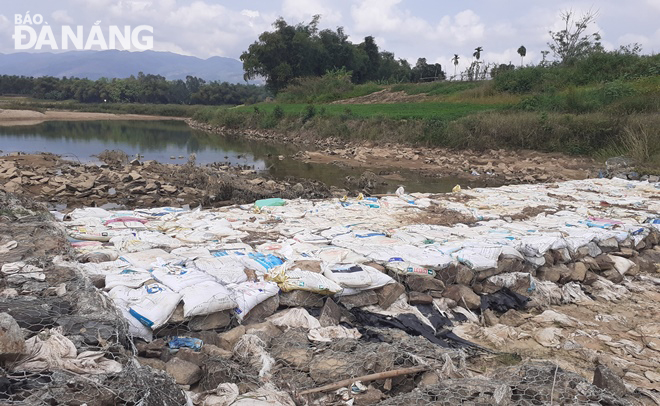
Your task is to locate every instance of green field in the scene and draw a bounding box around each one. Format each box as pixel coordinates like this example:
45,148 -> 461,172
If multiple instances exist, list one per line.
236,101 -> 505,120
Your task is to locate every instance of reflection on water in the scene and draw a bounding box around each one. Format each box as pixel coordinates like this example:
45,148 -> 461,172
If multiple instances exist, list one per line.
0,120 -> 476,194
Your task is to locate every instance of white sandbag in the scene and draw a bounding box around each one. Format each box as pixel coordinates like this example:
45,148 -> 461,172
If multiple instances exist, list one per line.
317,246 -> 368,264
322,264 -> 373,288
170,246 -> 212,259
267,308 -> 321,329
240,253 -> 285,274
108,285 -> 146,304
610,255 -> 635,275
267,267 -> 342,294
128,283 -> 182,329
386,259 -> 436,277
120,249 -> 179,269
232,281 -> 280,321
118,305 -> 153,342
180,281 -> 236,317
65,207 -> 113,220
194,256 -> 249,284
151,264 -> 215,292
454,245 -> 502,271
104,268 -> 152,291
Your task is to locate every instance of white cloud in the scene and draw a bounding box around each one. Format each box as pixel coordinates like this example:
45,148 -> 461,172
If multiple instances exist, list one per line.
241,9 -> 260,19
282,0 -> 342,24
435,10 -> 485,45
51,10 -> 74,24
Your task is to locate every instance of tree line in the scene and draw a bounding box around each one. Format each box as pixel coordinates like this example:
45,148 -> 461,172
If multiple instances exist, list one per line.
241,15 -> 446,93
0,73 -> 269,105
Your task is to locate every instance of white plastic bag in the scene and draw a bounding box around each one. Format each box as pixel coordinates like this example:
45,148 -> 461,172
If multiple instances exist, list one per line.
129,283 -> 182,329
322,264 -> 373,288
232,281 -> 280,321
194,256 -> 249,284
180,281 -> 236,318
104,268 -> 152,291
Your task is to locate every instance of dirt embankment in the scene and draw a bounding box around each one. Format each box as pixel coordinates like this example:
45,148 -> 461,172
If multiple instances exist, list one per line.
187,119 -> 600,185
0,109 -> 184,126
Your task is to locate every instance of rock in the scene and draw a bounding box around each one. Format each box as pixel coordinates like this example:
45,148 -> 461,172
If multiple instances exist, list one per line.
593,365 -> 628,397
271,329 -> 312,371
561,262 -> 587,283
536,265 -> 569,283
279,290 -> 324,308
189,330 -> 223,348
575,243 -> 602,259
595,254 -> 615,270
217,326 -> 246,351
339,291 -> 378,308
442,285 -> 480,310
176,348 -> 208,366
598,238 -> 619,252
165,357 -> 202,385
581,256 -> 600,271
309,351 -> 366,384
245,321 -> 282,345
482,309 -> 499,327
405,274 -> 445,292
201,344 -> 233,360
551,248 -> 572,264
319,298 -> 342,327
623,371 -> 650,387
354,387 -> 384,405
187,311 -> 231,331
498,309 -> 526,327
0,313 -> 26,362
161,184 -> 177,194
375,282 -> 406,310
242,295 -> 279,324
631,255 -> 654,273
644,370 -> 660,383
128,170 -> 143,181
583,271 -> 600,285
137,339 -> 167,358
408,291 -> 433,305
137,357 -> 166,371
602,269 -> 624,283
419,371 -> 441,387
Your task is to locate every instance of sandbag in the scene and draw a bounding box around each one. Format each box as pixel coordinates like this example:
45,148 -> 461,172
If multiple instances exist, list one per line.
129,283 -> 182,329
104,268 -> 152,291
232,281 -> 280,321
151,263 -> 215,292
120,249 -> 179,269
194,256 -> 249,284
322,264 -> 373,288
267,267 -> 342,294
180,281 -> 236,318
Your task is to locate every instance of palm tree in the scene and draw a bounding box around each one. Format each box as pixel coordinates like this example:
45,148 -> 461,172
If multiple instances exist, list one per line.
451,54 -> 460,78
472,47 -> 483,80
473,46 -> 483,61
517,45 -> 527,67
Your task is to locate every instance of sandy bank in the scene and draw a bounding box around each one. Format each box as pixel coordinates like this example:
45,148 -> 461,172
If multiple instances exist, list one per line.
0,109 -> 183,126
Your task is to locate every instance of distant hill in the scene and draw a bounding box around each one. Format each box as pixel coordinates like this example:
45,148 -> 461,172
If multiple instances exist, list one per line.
0,50 -> 249,83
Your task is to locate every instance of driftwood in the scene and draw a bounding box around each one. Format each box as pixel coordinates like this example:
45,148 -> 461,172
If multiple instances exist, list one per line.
299,365 -> 430,395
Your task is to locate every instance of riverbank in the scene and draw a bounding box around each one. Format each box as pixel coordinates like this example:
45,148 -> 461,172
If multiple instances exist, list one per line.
0,152 -> 333,209
0,109 -> 184,126
187,118 -> 601,185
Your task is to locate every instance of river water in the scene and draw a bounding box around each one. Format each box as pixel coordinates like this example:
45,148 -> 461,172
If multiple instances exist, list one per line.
0,120 -> 474,193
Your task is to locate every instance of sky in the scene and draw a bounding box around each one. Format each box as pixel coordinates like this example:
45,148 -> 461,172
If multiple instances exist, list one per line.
1,0 -> 659,73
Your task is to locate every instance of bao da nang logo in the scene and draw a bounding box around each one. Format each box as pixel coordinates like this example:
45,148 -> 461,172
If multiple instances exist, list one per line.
13,12 -> 153,50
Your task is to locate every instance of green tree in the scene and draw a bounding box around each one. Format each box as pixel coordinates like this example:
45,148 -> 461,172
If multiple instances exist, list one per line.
517,45 -> 527,67
548,9 -> 603,65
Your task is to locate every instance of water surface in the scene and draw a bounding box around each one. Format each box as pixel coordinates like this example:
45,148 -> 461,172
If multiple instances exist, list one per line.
0,120 -> 479,194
